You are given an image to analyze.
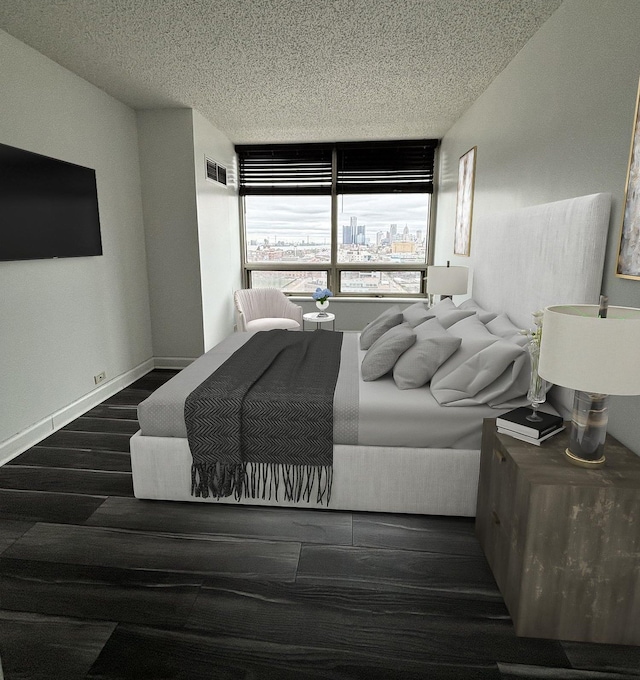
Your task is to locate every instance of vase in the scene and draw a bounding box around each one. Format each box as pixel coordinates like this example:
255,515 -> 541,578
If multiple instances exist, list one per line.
526,340 -> 547,422
315,300 -> 329,316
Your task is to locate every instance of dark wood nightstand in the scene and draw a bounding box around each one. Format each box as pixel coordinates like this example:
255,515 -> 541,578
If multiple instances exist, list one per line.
476,419 -> 640,645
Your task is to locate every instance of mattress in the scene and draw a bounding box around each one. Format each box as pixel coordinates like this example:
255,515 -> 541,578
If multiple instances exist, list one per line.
138,330 -> 504,450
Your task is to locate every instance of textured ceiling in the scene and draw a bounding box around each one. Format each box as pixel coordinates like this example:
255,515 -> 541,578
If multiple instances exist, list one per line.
0,0 -> 562,143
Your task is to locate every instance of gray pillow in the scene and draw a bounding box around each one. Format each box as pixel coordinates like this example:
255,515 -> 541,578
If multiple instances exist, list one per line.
402,301 -> 435,328
429,297 -> 457,315
429,297 -> 475,328
359,305 -> 403,350
361,323 -> 416,381
458,298 -> 498,324
393,318 -> 462,389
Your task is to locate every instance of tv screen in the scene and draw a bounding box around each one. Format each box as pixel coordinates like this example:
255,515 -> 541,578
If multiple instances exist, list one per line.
0,142 -> 102,261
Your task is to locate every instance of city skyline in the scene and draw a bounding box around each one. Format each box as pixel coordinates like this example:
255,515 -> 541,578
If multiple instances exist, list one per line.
245,193 -> 430,244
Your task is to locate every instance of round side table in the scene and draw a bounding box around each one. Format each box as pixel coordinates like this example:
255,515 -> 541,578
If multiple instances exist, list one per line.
303,312 -> 336,331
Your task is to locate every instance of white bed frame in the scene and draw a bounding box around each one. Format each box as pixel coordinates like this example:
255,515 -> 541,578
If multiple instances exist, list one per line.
130,192 -> 611,516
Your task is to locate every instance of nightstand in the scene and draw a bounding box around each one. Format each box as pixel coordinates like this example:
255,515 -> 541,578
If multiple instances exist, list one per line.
302,312 -> 336,331
476,419 -> 640,645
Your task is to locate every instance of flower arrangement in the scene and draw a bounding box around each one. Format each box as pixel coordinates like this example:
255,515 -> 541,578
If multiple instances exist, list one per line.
520,309 -> 543,347
312,287 -> 333,304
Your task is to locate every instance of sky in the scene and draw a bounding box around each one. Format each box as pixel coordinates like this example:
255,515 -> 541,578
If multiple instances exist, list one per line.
245,194 -> 430,244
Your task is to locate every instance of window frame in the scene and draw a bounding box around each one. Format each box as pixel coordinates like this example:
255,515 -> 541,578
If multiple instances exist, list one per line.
237,141 -> 438,298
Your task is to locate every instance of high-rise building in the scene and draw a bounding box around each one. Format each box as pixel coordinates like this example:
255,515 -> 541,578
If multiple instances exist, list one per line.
342,216 -> 357,244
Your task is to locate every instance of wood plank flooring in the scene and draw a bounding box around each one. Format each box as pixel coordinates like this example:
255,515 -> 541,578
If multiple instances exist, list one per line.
0,369 -> 638,679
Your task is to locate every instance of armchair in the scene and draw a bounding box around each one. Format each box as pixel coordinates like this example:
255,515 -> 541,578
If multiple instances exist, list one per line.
234,288 -> 303,332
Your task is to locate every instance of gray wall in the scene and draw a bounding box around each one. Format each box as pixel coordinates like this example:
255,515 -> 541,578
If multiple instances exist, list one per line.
137,109 -> 205,361
433,0 -> 640,452
0,29 -> 153,451
137,109 -> 241,360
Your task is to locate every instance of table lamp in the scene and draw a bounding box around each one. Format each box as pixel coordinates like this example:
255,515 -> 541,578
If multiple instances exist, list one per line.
426,262 -> 468,305
538,303 -> 640,468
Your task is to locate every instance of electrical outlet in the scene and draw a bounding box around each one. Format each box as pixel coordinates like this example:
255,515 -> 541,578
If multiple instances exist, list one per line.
94,371 -> 106,385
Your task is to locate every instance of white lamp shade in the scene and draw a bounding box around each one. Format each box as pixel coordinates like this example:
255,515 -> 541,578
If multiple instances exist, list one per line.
538,304 -> 640,395
426,265 -> 469,295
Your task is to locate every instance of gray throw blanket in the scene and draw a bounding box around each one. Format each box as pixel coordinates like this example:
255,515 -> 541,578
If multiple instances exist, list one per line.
185,329 -> 343,504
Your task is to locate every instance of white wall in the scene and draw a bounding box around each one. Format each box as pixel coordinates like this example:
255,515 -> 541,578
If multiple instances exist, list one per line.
191,110 -> 242,350
0,29 -> 153,452
433,0 -> 640,451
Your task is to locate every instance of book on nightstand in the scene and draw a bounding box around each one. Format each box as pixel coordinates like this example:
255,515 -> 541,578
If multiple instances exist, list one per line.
496,406 -> 563,438
497,425 -> 565,446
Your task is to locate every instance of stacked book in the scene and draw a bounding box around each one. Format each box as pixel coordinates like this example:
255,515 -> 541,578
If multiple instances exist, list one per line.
496,407 -> 564,445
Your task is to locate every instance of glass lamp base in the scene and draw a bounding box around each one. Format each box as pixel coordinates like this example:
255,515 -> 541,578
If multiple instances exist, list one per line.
566,391 -> 608,468
564,448 -> 606,468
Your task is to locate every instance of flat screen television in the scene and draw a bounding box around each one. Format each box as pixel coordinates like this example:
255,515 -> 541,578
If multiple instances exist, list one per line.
0,142 -> 102,261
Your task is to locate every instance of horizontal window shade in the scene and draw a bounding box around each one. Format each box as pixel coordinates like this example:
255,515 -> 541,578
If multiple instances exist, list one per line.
236,144 -> 333,195
236,139 -> 439,196
337,140 -> 438,194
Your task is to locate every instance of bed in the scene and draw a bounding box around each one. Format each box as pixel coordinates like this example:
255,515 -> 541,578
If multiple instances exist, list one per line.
130,192 -> 611,516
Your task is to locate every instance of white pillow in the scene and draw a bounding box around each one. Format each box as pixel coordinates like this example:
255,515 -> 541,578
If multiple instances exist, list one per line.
393,318 -> 462,389
431,313 -> 531,406
486,313 -> 529,346
447,313 -> 496,340
430,338 -> 528,406
359,305 -> 403,350
361,323 -> 416,381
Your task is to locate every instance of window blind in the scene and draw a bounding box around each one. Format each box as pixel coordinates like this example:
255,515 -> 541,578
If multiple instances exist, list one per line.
236,139 -> 439,196
336,140 -> 438,194
236,143 -> 333,196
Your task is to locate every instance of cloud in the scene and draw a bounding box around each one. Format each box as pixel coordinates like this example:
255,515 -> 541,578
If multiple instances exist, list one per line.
245,193 -> 430,241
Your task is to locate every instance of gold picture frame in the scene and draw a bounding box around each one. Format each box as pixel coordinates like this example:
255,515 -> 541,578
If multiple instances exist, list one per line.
616,78 -> 640,280
454,146 -> 477,256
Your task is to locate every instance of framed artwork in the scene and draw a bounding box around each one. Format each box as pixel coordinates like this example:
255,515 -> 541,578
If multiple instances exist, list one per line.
616,78 -> 640,279
454,146 -> 477,256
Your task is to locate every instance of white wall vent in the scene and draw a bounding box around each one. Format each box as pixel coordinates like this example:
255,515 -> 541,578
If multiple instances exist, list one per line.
205,157 -> 228,185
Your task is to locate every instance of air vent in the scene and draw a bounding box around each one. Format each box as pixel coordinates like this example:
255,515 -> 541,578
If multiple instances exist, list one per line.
205,157 -> 228,185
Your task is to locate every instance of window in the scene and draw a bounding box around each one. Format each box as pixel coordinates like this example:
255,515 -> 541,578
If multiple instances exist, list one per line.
237,140 -> 438,297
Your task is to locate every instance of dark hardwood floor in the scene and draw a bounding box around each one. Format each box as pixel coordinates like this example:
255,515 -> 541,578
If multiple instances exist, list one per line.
0,370 -> 638,679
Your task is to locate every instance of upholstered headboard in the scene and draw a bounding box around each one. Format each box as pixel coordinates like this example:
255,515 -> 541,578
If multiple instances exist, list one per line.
469,192 -> 611,332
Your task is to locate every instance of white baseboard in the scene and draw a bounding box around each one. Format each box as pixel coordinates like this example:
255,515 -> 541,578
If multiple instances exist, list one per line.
0,358 -> 155,467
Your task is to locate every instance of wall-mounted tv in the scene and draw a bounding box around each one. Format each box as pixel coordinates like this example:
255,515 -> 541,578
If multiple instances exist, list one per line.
0,142 -> 102,261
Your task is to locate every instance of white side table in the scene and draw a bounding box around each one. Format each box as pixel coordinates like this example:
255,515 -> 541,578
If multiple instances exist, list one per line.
303,312 -> 336,331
